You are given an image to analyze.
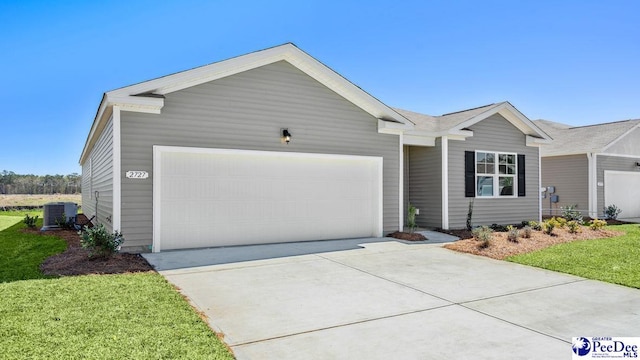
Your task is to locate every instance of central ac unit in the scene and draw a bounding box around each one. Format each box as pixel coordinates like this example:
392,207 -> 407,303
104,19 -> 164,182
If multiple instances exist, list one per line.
41,202 -> 78,231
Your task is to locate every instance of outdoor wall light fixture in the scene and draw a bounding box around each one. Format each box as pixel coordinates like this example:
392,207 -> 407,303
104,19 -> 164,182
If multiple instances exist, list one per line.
282,129 -> 292,144
636,162 -> 640,167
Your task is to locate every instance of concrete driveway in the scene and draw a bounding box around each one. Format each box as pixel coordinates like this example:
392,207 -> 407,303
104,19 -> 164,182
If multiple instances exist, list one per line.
144,237 -> 640,360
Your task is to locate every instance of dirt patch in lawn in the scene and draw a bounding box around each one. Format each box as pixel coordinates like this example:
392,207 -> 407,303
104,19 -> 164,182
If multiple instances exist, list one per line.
444,227 -> 624,260
27,228 -> 153,276
387,231 -> 427,241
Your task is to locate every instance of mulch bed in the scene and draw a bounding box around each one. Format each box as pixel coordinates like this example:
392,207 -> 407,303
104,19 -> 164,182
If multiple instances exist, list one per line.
387,231 -> 427,241
26,228 -> 153,276
443,227 -> 624,260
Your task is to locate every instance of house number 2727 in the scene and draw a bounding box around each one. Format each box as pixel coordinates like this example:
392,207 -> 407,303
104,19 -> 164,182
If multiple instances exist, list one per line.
126,171 -> 149,179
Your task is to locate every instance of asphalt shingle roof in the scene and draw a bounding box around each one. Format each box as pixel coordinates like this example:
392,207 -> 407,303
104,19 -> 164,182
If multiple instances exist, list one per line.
534,119 -> 640,156
393,103 -> 504,132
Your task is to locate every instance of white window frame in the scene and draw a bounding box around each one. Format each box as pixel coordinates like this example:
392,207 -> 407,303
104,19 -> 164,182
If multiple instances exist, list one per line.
475,150 -> 517,198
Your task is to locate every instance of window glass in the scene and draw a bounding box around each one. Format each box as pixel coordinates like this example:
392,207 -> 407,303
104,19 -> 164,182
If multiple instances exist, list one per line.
477,176 -> 494,197
499,177 -> 514,196
476,151 -> 516,197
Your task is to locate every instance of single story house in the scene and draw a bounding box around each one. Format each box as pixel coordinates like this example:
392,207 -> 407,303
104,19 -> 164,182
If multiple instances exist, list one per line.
80,43 -> 551,252
535,119 -> 640,219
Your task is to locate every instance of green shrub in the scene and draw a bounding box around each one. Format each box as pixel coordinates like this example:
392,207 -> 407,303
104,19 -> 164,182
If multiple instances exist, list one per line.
542,218 -> 559,235
554,216 -> 567,228
407,203 -> 417,233
589,219 -> 607,230
603,205 -> 622,220
561,204 -> 583,223
527,220 -> 542,231
522,225 -> 532,238
79,224 -> 124,258
506,225 -> 519,243
472,226 -> 493,249
55,213 -> 75,230
22,214 -> 39,229
490,223 -> 508,232
567,220 -> 581,234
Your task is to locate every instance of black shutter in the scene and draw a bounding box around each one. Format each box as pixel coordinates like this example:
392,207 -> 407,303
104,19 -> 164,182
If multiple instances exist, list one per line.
465,151 -> 475,197
517,154 -> 526,197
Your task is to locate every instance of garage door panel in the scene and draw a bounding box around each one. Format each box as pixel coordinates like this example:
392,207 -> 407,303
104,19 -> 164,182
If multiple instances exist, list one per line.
154,147 -> 382,251
605,171 -> 640,219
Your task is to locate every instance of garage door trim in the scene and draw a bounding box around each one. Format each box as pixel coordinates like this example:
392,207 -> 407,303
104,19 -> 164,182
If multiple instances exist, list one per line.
152,145 -> 383,252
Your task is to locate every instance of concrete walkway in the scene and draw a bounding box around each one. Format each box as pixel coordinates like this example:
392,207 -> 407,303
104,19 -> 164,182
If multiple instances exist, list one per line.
144,236 -> 640,360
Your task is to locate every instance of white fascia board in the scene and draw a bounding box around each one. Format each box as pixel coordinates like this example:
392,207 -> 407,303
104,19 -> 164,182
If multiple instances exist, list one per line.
597,152 -> 640,159
378,119 -> 413,135
403,134 -> 436,146
107,94 -> 165,114
526,135 -> 552,147
601,123 -> 640,153
540,149 -> 601,158
79,97 -> 111,165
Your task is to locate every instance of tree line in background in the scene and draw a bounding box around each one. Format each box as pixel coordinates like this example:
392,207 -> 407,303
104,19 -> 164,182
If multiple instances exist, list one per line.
0,170 -> 82,195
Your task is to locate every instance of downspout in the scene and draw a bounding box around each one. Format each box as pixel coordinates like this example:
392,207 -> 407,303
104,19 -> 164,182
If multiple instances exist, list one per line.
587,153 -> 597,218
112,106 -> 122,232
399,133 -> 404,231
538,149 -> 542,222
441,136 -> 449,229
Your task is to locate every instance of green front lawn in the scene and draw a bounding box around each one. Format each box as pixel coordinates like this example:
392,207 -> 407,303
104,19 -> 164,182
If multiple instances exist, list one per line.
0,221 -> 67,282
0,273 -> 234,359
508,224 -> 640,289
0,222 -> 235,359
0,215 -> 22,231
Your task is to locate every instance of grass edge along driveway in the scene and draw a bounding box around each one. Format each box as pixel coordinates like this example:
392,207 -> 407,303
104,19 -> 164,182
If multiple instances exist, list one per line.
508,224 -> 640,289
0,221 -> 235,360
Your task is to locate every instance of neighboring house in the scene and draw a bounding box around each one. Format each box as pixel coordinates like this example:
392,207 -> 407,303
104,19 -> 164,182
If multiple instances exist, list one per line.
80,43 -> 550,252
535,119 -> 640,220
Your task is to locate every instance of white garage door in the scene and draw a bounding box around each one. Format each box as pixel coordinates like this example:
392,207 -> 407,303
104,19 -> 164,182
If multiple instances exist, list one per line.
604,171 -> 640,219
153,146 -> 383,252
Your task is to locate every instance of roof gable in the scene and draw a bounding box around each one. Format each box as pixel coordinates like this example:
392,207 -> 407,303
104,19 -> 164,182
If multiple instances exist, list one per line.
396,102 -> 551,143
535,118 -> 640,156
80,43 -> 412,163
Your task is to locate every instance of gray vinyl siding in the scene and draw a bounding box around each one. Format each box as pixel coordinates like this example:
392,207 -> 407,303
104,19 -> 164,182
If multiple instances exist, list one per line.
406,142 -> 442,228
540,155 -> 589,216
596,154 -> 640,216
81,116 -> 114,233
447,114 -> 540,228
605,127 -> 640,156
120,61 -> 400,250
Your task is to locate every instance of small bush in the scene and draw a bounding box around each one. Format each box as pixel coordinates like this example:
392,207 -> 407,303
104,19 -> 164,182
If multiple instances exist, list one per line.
522,225 -> 532,238
490,223 -> 508,232
603,205 -> 622,220
407,203 -> 417,233
472,226 -> 493,249
589,219 -> 607,231
55,213 -> 75,230
542,218 -> 559,235
561,204 -> 583,224
554,216 -> 567,228
567,220 -> 581,234
528,220 -> 542,231
23,214 -> 39,228
506,225 -> 519,243
79,224 -> 124,258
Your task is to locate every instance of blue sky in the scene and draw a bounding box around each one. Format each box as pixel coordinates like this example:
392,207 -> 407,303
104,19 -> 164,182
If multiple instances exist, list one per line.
1,0 -> 639,175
